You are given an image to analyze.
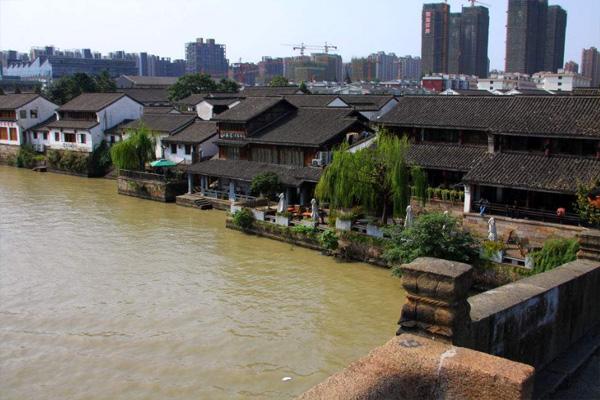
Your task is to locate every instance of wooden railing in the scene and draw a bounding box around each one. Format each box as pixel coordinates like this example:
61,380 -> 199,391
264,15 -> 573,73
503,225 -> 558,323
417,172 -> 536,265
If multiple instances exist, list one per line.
473,202 -> 582,226
202,189 -> 257,202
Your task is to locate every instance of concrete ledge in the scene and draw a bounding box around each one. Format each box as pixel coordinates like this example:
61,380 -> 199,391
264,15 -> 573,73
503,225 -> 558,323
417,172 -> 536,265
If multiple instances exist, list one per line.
296,333 -> 534,400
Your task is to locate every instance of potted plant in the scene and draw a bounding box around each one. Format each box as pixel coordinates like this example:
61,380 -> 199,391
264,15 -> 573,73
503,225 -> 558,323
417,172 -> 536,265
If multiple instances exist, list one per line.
480,240 -> 506,263
366,217 -> 385,238
335,209 -> 353,231
276,211 -> 292,226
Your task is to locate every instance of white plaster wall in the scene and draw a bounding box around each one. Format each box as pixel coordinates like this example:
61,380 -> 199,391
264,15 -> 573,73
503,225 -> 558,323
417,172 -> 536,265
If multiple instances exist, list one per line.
96,96 -> 143,131
16,97 -> 58,131
196,102 -> 214,120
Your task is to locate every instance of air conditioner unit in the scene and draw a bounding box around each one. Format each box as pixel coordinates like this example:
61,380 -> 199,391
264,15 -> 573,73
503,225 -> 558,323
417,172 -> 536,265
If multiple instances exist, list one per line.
311,159 -> 322,167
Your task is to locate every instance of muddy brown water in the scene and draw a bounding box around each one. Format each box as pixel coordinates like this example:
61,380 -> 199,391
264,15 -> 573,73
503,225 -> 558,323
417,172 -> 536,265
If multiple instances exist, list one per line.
0,165 -> 405,399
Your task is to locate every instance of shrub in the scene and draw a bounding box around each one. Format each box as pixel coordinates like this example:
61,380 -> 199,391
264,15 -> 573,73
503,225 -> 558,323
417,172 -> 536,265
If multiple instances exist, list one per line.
319,229 -> 338,250
291,224 -> 317,236
530,238 -> 579,274
14,144 -> 38,168
573,182 -> 600,228
46,149 -> 62,166
385,212 -> 477,277
449,189 -> 459,203
481,240 -> 506,260
426,187 -> 434,201
250,172 -> 281,198
434,187 -> 442,199
232,208 -> 255,230
441,189 -> 450,202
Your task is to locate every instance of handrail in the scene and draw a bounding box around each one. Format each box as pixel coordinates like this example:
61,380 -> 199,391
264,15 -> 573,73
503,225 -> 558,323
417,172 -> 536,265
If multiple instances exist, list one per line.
473,201 -> 582,225
119,169 -> 167,182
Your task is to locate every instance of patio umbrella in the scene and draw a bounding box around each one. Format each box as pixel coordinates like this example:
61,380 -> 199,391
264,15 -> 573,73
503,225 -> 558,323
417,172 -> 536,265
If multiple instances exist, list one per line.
150,159 -> 177,168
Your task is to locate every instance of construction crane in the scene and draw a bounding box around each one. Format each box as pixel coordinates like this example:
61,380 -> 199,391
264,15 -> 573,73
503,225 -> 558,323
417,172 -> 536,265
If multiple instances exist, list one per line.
281,42 -> 338,56
467,0 -> 491,7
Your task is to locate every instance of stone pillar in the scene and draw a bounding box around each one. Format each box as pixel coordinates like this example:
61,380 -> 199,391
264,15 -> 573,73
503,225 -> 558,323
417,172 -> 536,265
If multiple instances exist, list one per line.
577,231 -> 600,262
463,184 -> 472,214
187,172 -> 193,194
496,187 -> 503,203
200,176 -> 207,194
398,257 -> 473,345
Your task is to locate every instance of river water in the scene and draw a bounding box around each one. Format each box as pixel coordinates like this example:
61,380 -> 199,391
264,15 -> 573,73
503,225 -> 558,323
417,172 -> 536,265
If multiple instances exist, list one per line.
0,165 -> 405,399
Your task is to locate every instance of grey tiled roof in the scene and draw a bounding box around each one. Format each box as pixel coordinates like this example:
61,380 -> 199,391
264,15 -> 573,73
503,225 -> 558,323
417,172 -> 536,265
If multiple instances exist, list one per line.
188,159 -> 322,186
463,152 -> 600,193
242,86 -> 303,96
121,75 -> 178,86
144,106 -> 179,114
214,97 -> 287,122
0,94 -> 41,110
406,144 -> 488,172
283,94 -> 339,108
119,88 -> 170,105
380,95 -> 600,138
339,94 -> 396,110
58,93 -> 136,112
120,114 -> 195,134
248,107 -> 360,147
161,121 -> 217,144
45,119 -> 99,130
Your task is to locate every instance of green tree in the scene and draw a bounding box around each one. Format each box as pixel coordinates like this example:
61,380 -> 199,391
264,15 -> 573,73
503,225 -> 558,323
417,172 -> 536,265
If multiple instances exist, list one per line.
269,75 -> 289,87
411,166 -> 428,207
250,172 -> 281,199
14,87 -> 22,94
315,133 -> 412,223
574,181 -> 600,228
94,70 -> 117,92
298,81 -> 309,94
529,238 -> 579,274
44,72 -> 110,104
385,212 -> 477,276
218,78 -> 240,93
168,73 -> 218,101
110,126 -> 156,171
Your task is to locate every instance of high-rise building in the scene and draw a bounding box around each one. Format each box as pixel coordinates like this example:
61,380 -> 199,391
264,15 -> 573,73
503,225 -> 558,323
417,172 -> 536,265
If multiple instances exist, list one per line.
506,0 -> 547,74
543,5 -> 567,72
505,0 -> 567,74
460,6 -> 489,77
311,53 -> 343,82
423,3 -> 488,77
257,57 -> 284,84
421,3 -> 450,75
396,56 -> 422,81
581,47 -> 600,87
564,60 -> 578,74
185,38 -> 229,78
447,13 -> 462,75
351,57 -> 377,82
369,52 -> 397,81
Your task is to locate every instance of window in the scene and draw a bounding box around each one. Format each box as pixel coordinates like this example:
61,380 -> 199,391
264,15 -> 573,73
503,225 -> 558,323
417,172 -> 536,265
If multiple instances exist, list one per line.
43,132 -> 48,141
30,109 -> 38,119
79,134 -> 86,144
223,146 -> 240,160
64,133 -> 76,143
9,128 -> 17,141
171,144 -> 177,154
33,132 -> 38,139
558,82 -> 562,86
110,135 -> 116,144
185,144 -> 192,155
19,110 -> 27,119
0,127 -> 8,140
55,132 -> 60,141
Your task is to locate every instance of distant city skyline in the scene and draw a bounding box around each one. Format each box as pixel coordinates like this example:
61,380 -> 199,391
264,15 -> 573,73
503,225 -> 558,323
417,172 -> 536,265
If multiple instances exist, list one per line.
1,0 -> 599,71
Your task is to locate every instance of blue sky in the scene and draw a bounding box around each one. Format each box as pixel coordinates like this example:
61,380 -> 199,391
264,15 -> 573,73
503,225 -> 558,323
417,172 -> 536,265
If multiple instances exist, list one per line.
0,0 -> 598,70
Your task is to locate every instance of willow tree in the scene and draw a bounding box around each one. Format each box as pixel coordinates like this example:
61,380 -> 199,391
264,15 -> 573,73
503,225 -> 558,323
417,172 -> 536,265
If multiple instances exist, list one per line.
110,126 -> 156,171
315,133 -> 412,223
411,166 -> 428,207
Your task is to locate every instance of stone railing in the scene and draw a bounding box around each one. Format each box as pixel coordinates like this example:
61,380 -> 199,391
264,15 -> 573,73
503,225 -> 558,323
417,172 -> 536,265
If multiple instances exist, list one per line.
297,231 -> 600,399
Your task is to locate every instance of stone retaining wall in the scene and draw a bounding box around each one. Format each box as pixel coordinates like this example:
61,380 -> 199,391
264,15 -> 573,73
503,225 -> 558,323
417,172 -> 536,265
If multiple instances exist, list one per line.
463,213 -> 587,247
467,257 -> 600,370
117,176 -> 187,202
0,144 -> 19,165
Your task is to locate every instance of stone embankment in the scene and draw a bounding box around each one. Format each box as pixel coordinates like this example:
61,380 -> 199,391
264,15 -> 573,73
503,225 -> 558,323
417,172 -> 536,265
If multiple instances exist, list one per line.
298,231 -> 600,400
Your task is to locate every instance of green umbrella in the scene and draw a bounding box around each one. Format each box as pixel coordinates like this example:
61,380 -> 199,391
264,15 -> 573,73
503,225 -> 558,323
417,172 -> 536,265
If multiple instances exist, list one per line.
150,159 -> 177,168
